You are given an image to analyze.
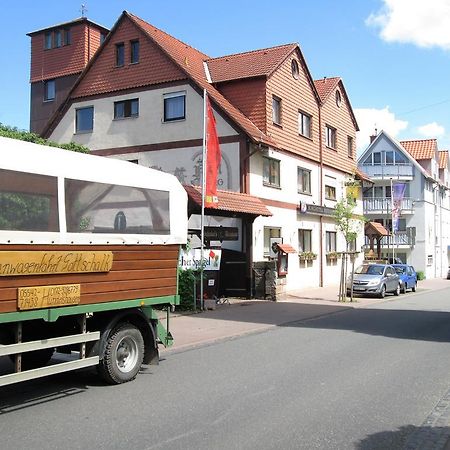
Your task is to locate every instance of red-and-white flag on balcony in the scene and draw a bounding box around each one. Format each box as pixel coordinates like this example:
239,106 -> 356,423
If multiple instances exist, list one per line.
204,95 -> 221,208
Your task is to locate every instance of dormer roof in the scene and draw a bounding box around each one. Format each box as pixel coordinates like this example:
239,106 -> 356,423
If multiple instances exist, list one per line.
206,43 -> 298,83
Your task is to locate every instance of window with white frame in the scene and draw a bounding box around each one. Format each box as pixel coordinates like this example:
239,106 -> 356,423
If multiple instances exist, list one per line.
325,125 -> 336,149
263,157 -> 280,188
297,167 -> 311,194
164,92 -> 186,122
326,231 -> 337,252
325,176 -> 337,200
298,111 -> 311,138
298,229 -> 312,252
272,96 -> 281,125
264,227 -> 281,255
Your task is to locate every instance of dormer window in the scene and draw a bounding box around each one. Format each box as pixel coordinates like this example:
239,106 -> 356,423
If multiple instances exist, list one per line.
291,59 -> 300,79
130,40 -> 139,64
54,30 -> 62,48
44,32 -> 52,49
336,90 -> 342,107
116,43 -> 125,67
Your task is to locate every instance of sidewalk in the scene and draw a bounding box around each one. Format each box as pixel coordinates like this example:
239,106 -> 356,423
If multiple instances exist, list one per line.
161,277 -> 450,354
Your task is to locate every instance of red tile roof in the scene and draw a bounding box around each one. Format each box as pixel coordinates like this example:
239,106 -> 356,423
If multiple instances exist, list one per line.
400,139 -> 437,160
206,44 -> 297,83
185,185 -> 272,217
277,243 -> 296,254
314,77 -> 340,102
355,168 -> 372,183
126,12 -> 277,147
44,11 -> 277,148
439,150 -> 448,169
365,221 -> 389,236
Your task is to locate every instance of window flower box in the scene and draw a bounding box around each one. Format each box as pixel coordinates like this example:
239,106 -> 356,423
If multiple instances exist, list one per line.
298,251 -> 317,261
326,251 -> 340,261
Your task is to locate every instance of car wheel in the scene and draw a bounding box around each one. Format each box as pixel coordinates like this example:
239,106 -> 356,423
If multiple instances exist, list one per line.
379,285 -> 386,298
412,283 -> 416,292
394,283 -> 400,296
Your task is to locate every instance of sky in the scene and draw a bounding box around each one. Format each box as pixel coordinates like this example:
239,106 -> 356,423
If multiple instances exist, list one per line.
2,0 -> 450,155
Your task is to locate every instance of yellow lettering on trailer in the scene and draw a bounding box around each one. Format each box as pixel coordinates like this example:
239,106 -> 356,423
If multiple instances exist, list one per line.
0,251 -> 113,276
18,284 -> 81,310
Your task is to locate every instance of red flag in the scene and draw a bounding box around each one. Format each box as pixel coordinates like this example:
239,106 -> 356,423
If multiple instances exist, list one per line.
205,97 -> 221,208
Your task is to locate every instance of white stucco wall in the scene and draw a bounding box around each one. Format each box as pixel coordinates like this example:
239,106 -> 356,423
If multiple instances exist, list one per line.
49,84 -> 238,150
250,148 -> 364,289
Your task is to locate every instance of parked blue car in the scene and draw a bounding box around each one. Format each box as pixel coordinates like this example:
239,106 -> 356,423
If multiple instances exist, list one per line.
391,264 -> 417,293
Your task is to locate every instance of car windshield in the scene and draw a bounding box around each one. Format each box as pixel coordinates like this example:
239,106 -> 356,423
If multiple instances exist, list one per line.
355,265 -> 385,275
394,266 -> 406,274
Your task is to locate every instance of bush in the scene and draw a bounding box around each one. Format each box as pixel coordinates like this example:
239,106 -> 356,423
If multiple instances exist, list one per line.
416,271 -> 425,281
0,123 -> 89,153
178,268 -> 202,310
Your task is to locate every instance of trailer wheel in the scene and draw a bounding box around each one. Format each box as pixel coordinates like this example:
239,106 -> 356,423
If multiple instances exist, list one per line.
98,323 -> 144,384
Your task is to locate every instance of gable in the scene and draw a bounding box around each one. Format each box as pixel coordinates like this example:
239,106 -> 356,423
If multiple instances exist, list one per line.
73,15 -> 187,99
265,48 -> 320,162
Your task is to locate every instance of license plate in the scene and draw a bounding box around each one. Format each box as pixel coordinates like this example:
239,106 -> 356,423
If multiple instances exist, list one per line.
353,286 -> 365,291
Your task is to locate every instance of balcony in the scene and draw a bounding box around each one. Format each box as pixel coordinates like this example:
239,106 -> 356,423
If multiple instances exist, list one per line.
360,164 -> 414,179
364,232 -> 413,248
363,197 -> 414,214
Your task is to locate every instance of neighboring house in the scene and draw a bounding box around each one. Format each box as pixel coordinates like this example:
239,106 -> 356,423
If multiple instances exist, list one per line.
358,130 -> 450,278
29,11 -> 364,295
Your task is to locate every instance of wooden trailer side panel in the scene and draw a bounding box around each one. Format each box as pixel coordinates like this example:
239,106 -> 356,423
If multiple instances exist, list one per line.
0,245 -> 179,313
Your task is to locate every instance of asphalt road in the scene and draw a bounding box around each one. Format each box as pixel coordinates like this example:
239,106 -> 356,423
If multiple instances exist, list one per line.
2,287 -> 450,449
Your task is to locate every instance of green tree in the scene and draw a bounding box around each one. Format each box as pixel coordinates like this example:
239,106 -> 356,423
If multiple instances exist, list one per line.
0,123 -> 89,153
333,192 -> 366,302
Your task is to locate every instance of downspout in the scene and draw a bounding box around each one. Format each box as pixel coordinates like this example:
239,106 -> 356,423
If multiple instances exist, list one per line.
318,105 -> 324,287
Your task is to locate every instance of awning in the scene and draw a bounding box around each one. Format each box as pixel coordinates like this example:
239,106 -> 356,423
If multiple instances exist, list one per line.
277,243 -> 296,254
185,185 -> 272,217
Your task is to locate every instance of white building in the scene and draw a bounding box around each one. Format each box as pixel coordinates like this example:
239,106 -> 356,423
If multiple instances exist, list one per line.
358,130 -> 450,278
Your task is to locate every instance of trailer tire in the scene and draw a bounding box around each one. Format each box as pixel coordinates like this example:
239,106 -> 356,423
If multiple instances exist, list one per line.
98,323 -> 144,384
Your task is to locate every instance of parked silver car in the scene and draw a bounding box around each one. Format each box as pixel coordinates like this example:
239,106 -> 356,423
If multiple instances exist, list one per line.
347,264 -> 400,298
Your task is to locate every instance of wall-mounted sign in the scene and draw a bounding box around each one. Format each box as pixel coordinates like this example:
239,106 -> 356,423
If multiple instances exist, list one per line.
300,204 -> 336,217
18,284 -> 81,310
0,251 -> 113,277
179,249 -> 222,271
204,227 -> 239,241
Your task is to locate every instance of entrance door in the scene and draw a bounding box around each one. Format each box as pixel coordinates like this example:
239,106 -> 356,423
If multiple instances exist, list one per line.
219,249 -> 248,297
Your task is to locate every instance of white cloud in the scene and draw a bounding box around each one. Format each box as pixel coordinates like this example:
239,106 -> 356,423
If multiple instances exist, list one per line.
417,121 -> 445,137
366,0 -> 450,50
355,106 -> 408,152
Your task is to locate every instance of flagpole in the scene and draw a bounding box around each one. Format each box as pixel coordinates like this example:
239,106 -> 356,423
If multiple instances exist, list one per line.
390,177 -> 395,262
200,89 -> 207,310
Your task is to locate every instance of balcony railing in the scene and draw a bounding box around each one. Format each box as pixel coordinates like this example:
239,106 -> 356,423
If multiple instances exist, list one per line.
364,231 -> 414,248
363,197 -> 413,214
361,164 -> 414,179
